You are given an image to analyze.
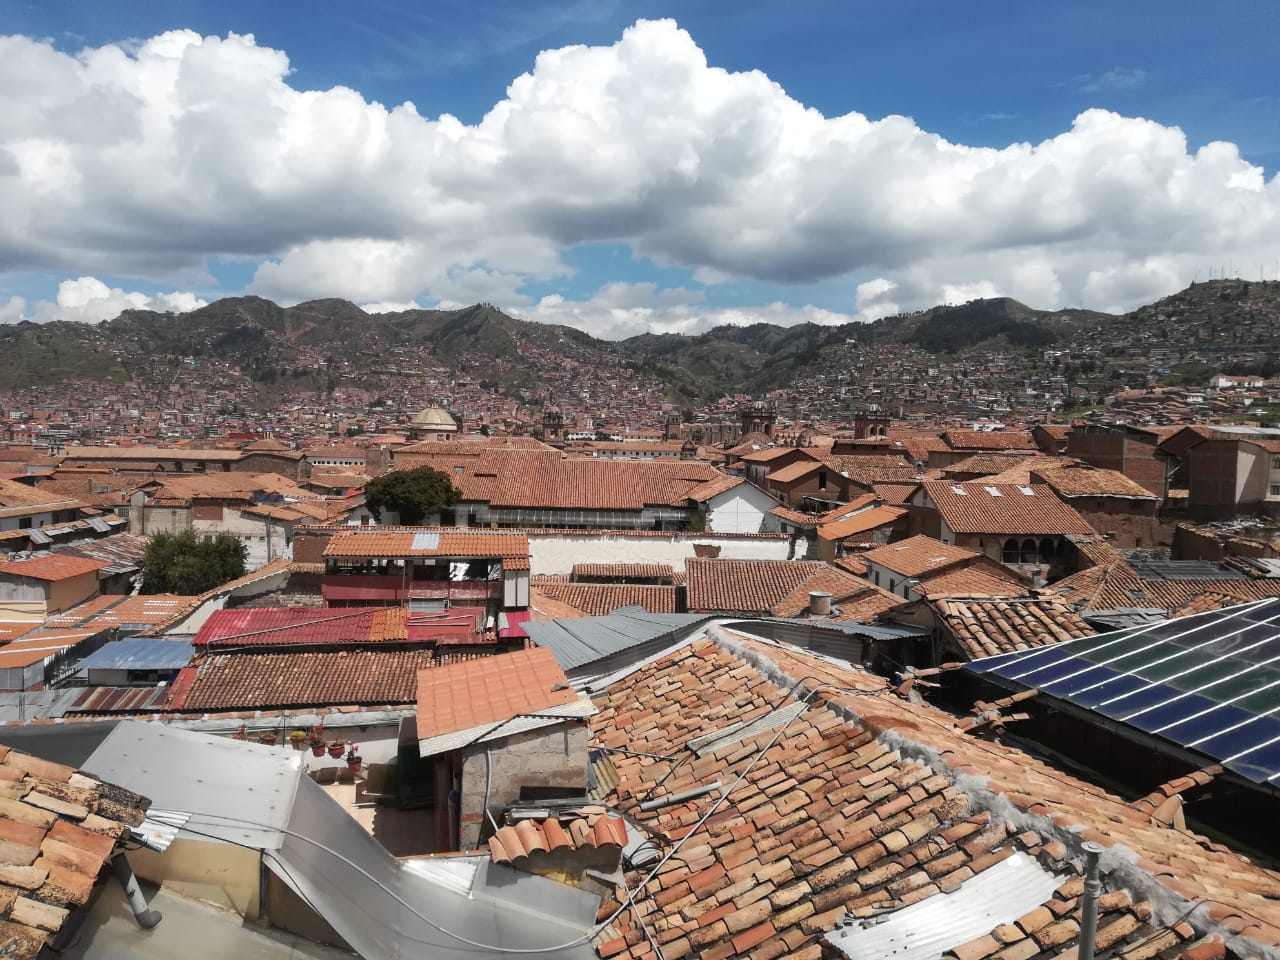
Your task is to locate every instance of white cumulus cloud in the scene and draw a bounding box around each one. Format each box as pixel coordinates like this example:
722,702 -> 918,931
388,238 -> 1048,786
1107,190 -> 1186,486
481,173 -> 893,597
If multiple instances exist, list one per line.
0,23 -> 1276,331
0,276 -> 207,324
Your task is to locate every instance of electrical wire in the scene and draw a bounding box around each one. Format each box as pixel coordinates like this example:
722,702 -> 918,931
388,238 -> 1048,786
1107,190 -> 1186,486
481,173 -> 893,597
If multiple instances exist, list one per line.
151,670 -> 848,955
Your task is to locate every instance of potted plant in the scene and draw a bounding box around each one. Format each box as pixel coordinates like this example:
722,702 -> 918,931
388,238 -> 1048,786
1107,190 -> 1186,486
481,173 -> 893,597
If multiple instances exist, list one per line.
289,729 -> 308,750
327,740 -> 346,758
260,730 -> 278,746
345,745 -> 362,772
233,724 -> 247,741
309,724 -> 326,757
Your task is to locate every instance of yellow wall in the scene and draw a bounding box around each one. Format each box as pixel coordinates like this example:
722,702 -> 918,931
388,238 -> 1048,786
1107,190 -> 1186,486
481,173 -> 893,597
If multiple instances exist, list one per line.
47,572 -> 99,615
129,838 -> 261,918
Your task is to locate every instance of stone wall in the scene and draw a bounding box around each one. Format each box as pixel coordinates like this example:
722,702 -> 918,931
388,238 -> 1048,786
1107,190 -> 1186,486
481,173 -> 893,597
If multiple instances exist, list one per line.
458,722 -> 589,850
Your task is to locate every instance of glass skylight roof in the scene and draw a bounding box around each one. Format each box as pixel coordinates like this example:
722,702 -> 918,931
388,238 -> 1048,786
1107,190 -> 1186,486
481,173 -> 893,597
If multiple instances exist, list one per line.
966,598 -> 1280,786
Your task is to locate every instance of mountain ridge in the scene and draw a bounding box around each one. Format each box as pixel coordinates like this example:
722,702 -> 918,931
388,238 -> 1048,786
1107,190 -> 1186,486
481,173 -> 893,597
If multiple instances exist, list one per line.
1,279 -> 1277,405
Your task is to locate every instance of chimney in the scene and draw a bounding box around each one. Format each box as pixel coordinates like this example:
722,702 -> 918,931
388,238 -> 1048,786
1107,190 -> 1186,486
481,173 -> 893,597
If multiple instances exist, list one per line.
808,591 -> 832,617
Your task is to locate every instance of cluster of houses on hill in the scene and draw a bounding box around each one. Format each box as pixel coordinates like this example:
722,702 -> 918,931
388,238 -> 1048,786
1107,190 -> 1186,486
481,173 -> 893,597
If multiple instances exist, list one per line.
0,407 -> 1278,959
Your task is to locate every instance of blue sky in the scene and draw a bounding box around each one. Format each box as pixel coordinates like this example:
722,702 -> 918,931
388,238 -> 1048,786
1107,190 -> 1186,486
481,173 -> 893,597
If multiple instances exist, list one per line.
1,0 -> 1277,335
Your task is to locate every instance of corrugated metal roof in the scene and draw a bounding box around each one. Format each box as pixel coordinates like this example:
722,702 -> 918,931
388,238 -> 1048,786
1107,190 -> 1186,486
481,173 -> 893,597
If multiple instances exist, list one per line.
727,617 -> 927,641
524,608 -> 712,671
73,638 -> 195,671
825,852 -> 1063,960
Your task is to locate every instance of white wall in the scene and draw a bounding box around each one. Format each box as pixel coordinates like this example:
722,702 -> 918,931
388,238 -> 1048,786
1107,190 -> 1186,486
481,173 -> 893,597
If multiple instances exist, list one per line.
706,485 -> 775,534
193,511 -> 293,569
528,531 -> 790,575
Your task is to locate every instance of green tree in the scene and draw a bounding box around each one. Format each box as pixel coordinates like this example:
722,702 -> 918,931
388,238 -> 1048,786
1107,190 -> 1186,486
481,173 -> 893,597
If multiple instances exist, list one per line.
140,531 -> 248,594
364,467 -> 463,525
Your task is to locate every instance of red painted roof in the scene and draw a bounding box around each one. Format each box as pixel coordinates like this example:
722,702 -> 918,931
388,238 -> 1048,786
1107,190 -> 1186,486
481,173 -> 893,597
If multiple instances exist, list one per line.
497,609 -> 531,639
192,606 -> 409,647
416,647 -> 577,741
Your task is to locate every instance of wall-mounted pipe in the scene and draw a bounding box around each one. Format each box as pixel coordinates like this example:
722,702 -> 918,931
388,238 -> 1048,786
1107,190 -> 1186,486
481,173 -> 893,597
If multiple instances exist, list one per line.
1078,841 -> 1104,960
638,781 -> 722,812
110,854 -> 162,929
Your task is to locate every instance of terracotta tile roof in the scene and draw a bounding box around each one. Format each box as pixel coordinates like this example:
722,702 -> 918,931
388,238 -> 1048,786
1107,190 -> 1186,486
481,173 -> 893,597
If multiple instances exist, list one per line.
828,555 -> 869,577
44,594 -> 200,629
683,475 -> 748,503
587,634 -> 1280,960
861,535 -> 978,577
980,457 -> 1098,485
738,447 -> 814,464
924,482 -> 1097,536
1068,535 -> 1128,568
1052,560 -> 1280,614
911,566 -> 1030,599
529,587 -> 591,620
931,596 -> 1097,658
769,567 -> 906,621
766,505 -> 824,528
0,555 -> 108,582
0,481 -> 88,521
396,451 -> 723,510
817,505 -> 907,542
192,606 -> 410,647
0,631 -> 98,668
489,809 -> 626,868
324,528 -> 530,559
0,744 -> 149,960
175,648 -> 496,710
872,482 -> 919,505
943,428 -> 1039,451
0,623 -> 36,644
941,453 -> 1040,476
764,460 -> 825,484
1029,462 -> 1161,499
533,582 -> 679,616
685,559 -> 830,614
415,647 -> 578,742
65,445 -> 243,461
572,563 -> 674,581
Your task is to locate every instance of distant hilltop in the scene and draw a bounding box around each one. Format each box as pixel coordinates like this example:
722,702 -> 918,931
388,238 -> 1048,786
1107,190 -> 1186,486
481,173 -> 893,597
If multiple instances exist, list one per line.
0,279 -> 1278,404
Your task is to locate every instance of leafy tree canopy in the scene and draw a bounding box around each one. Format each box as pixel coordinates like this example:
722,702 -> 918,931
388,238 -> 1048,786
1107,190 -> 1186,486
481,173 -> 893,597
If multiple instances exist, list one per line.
364,466 -> 462,525
140,531 -> 247,595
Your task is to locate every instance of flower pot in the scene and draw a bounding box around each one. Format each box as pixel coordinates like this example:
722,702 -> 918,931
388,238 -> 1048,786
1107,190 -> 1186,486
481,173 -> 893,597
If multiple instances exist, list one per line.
259,733 -> 278,746
327,741 -> 345,758
310,743 -> 326,757
346,759 -> 362,772
290,733 -> 307,750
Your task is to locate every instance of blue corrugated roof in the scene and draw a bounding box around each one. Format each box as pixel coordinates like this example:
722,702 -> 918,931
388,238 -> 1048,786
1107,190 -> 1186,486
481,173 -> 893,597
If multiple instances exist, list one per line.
74,639 -> 194,672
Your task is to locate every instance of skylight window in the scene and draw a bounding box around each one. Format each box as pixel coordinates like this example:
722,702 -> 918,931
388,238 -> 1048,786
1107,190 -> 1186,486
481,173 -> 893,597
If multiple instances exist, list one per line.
1018,486 -> 1035,496
983,486 -> 1002,497
951,486 -> 967,495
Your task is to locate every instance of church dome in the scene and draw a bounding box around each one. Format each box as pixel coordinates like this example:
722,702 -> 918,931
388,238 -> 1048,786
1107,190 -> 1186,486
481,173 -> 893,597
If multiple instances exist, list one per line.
410,407 -> 458,430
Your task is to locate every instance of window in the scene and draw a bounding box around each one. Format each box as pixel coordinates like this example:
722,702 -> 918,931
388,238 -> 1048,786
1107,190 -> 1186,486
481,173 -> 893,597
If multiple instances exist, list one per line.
1020,539 -> 1038,564
1272,457 -> 1280,471
1002,538 -> 1019,563
1270,484 -> 1280,498
889,579 -> 897,593
817,470 -> 828,491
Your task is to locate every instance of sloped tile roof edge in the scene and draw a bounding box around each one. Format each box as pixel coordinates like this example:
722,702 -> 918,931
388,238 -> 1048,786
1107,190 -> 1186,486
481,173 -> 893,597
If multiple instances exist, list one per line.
699,626 -> 1280,953
417,695 -> 598,757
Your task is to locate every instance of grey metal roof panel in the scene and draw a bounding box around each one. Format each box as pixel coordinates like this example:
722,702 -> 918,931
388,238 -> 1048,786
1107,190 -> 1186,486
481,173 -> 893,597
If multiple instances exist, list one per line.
74,638 -> 194,672
726,617 -> 927,640
524,610 -> 711,670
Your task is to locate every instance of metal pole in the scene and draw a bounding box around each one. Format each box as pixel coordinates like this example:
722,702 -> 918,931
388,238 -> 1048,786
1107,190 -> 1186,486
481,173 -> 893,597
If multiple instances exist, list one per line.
1078,841 -> 1104,960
